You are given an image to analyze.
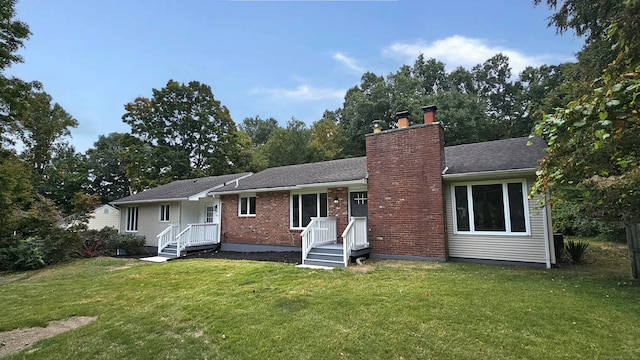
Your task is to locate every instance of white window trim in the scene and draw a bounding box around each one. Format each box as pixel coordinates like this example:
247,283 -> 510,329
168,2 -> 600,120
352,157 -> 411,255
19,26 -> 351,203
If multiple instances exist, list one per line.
205,203 -> 216,223
159,204 -> 170,222
451,179 -> 531,236
290,190 -> 328,230
238,193 -> 256,217
126,206 -> 139,232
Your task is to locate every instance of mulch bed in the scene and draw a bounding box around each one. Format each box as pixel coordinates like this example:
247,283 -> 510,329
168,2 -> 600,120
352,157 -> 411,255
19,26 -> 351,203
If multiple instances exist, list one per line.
176,249 -> 302,264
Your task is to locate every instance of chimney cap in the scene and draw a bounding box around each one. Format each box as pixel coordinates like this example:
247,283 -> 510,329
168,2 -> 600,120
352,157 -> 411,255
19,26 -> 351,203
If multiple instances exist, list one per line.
395,110 -> 409,119
421,105 -> 438,113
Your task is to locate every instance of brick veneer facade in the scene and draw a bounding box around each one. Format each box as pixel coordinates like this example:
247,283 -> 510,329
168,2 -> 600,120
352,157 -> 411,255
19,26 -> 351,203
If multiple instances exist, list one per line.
365,122 -> 448,259
220,187 -> 350,247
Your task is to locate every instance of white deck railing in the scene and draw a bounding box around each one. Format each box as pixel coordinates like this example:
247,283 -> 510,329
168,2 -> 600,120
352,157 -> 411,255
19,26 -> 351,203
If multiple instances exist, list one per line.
174,223 -> 219,255
342,217 -> 368,266
301,217 -> 337,262
158,223 -> 218,257
157,224 -> 179,254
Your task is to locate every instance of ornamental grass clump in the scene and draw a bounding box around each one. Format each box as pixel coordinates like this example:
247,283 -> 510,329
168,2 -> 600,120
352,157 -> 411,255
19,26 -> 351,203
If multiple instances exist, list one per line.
565,239 -> 590,263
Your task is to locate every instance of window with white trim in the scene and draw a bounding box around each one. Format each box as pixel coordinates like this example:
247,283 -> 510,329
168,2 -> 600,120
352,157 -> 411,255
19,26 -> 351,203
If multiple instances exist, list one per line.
291,192 -> 327,228
239,195 -> 256,216
126,206 -> 139,232
453,181 -> 528,234
160,204 -> 170,222
205,204 -> 216,223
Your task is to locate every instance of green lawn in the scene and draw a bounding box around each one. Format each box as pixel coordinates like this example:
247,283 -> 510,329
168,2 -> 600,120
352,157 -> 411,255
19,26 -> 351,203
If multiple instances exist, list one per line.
1,240 -> 639,359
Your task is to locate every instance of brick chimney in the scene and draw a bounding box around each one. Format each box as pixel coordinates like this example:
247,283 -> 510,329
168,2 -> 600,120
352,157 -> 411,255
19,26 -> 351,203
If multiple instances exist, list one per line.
422,105 -> 437,124
396,110 -> 409,128
365,105 -> 447,261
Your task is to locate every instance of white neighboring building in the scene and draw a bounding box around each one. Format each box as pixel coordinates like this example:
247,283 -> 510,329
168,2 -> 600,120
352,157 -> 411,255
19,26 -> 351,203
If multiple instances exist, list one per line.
87,204 -> 120,231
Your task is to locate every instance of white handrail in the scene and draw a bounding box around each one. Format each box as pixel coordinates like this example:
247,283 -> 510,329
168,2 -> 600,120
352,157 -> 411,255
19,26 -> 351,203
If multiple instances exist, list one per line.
157,224 -> 179,255
301,217 -> 337,263
175,223 -> 219,257
342,217 -> 368,267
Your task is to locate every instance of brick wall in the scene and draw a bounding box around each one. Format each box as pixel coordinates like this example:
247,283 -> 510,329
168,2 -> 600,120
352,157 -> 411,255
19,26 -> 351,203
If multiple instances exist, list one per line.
220,192 -> 301,246
220,188 -> 350,247
328,187 -> 349,240
365,123 -> 448,259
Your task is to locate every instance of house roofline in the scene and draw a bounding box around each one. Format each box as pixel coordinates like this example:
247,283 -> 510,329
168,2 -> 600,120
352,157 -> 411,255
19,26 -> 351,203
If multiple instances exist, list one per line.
212,178 -> 367,195
111,173 -> 254,205
188,173 -> 254,200
442,168 -> 537,180
111,197 -> 187,205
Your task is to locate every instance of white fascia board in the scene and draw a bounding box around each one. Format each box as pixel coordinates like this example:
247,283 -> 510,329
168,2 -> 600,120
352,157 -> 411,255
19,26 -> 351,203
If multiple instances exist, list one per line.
442,168 -> 537,181
211,179 -> 367,195
295,179 -> 367,189
110,197 -> 186,205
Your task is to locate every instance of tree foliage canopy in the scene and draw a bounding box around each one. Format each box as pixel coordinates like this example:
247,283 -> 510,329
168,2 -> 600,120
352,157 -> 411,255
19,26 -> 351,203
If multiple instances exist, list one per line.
334,54 -> 568,156
122,80 -> 245,188
533,0 -> 640,224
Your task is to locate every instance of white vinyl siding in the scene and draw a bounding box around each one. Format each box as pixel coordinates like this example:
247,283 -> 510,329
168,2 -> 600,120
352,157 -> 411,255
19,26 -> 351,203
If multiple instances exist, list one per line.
445,178 -> 548,264
87,205 -> 120,230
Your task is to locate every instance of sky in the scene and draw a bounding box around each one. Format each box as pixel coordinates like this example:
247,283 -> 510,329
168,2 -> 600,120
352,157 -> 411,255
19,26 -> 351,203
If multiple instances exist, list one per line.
9,0 -> 584,153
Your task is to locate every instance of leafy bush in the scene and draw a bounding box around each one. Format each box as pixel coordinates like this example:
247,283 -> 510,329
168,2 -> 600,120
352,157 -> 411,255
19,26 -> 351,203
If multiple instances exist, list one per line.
78,227 -> 119,258
565,239 -> 590,263
0,237 -> 45,271
37,228 -> 83,265
553,200 -> 625,241
106,233 -> 146,256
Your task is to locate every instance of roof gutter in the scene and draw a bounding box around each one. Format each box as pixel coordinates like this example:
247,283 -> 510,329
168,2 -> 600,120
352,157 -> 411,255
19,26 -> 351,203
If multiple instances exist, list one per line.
441,168 -> 537,180
211,178 -> 367,195
111,197 -> 188,205
188,172 -> 253,200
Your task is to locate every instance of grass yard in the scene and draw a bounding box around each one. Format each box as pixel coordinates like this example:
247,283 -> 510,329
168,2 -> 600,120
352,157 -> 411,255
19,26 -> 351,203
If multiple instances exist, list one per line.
1,239 -> 639,359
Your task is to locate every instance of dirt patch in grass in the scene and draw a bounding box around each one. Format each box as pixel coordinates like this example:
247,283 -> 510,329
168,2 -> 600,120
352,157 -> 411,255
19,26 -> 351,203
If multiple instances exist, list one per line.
105,265 -> 135,272
0,316 -> 97,358
348,265 -> 375,273
0,274 -> 26,285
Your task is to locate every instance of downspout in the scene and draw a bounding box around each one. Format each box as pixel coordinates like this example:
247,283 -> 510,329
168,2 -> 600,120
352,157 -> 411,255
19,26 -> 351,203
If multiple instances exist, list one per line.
542,191 -> 552,269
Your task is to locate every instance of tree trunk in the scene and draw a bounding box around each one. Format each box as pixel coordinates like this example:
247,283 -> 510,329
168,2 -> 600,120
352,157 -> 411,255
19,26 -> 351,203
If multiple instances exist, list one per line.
626,222 -> 640,280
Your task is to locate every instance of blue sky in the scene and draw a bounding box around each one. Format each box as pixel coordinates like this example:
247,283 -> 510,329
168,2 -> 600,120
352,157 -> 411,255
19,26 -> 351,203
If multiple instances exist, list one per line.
9,0 -> 583,153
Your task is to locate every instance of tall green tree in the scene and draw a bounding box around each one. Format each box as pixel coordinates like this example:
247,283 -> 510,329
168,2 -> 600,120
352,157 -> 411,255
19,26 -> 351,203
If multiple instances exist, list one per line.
18,91 -> 78,177
309,112 -> 347,160
533,0 -> 640,277
264,118 -> 313,167
122,80 -> 243,185
85,132 -> 130,203
239,116 -> 280,146
0,0 -> 35,147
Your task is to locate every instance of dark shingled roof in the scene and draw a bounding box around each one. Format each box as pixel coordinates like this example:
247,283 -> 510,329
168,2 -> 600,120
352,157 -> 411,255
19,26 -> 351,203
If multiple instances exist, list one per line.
444,136 -> 546,174
215,157 -> 367,193
111,173 -> 251,204
112,137 -> 546,200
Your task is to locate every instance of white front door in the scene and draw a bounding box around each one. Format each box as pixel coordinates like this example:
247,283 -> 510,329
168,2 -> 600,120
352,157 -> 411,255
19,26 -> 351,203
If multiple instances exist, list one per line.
204,198 -> 221,244
204,199 -> 221,224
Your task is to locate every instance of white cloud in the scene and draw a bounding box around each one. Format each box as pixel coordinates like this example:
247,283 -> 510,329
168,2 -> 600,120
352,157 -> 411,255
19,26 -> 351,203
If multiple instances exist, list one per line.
384,35 -> 551,75
332,52 -> 365,73
252,84 -> 346,102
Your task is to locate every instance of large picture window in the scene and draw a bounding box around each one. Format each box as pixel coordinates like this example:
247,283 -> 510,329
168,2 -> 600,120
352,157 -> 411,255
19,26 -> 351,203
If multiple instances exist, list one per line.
291,192 -> 327,228
239,195 -> 256,216
453,181 -> 528,234
126,206 -> 139,232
